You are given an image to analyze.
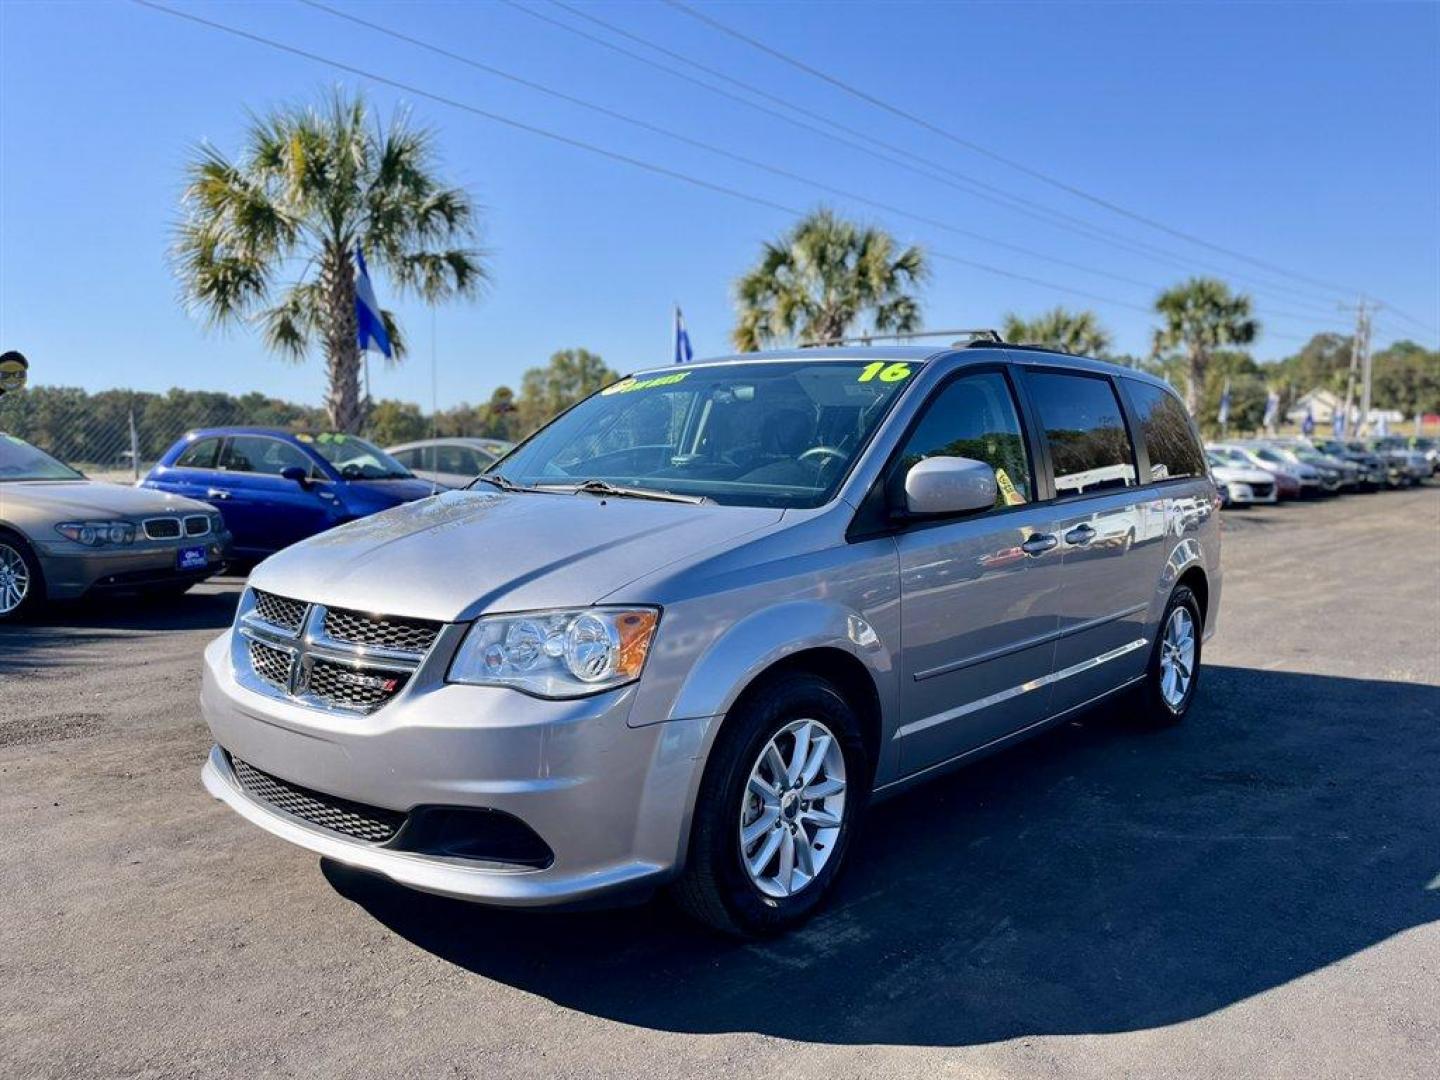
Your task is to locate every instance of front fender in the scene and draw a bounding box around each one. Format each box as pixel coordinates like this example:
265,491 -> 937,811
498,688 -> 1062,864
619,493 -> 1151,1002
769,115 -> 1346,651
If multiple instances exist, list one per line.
663,599 -> 895,725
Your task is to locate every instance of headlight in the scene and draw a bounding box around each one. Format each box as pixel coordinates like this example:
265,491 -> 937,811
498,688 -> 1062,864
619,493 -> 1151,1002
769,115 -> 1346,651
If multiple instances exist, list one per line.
55,520 -> 136,546
448,607 -> 660,698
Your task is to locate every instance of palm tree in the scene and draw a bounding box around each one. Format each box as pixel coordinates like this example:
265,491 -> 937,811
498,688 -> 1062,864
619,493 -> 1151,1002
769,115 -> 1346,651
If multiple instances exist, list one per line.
1152,278 -> 1259,415
732,209 -> 926,351
174,92 -> 486,432
1002,307 -> 1113,357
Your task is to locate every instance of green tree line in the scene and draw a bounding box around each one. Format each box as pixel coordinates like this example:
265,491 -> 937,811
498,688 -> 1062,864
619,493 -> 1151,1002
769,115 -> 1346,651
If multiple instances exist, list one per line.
0,347 -> 619,466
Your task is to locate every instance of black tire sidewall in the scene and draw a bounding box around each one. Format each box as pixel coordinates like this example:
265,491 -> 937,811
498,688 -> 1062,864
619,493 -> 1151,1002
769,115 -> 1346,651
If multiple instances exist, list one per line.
1145,585 -> 1203,721
0,529 -> 43,623
692,674 -> 868,935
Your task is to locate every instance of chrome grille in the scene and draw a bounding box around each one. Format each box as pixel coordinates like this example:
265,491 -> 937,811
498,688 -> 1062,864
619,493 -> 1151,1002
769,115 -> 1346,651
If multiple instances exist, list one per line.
307,658 -> 408,709
229,755 -> 403,843
251,589 -> 307,634
247,639 -> 292,690
184,515 -> 211,537
323,607 -> 440,655
143,517 -> 181,540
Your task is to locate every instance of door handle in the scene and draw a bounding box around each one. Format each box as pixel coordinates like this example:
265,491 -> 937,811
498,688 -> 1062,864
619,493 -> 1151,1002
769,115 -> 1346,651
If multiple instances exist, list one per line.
1021,532 -> 1058,556
206,488 -> 231,500
1064,523 -> 1096,546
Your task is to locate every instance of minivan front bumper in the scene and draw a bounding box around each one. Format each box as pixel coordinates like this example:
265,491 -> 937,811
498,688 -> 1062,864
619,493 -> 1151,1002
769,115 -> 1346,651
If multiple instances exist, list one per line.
199,631 -> 716,907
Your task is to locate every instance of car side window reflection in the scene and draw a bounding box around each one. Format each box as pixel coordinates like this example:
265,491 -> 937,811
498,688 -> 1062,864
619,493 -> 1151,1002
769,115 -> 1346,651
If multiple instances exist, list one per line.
894,372 -> 1032,509
220,435 -> 315,478
1026,372 -> 1138,496
1123,380 -> 1206,482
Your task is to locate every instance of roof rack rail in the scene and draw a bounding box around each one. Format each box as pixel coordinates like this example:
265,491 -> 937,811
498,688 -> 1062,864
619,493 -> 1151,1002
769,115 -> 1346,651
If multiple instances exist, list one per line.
799,328 -> 1003,348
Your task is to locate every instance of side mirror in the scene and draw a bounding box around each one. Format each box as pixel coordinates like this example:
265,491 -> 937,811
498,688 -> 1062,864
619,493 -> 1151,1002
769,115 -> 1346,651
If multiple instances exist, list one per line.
904,456 -> 997,517
280,465 -> 311,488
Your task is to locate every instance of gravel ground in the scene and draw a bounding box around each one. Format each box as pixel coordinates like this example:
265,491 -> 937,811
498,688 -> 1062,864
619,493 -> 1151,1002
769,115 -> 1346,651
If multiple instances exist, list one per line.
2,484 -> 1437,1080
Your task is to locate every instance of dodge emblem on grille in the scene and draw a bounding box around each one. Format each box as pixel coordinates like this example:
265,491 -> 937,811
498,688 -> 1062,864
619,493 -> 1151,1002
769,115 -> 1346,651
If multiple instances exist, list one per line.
332,670 -> 400,693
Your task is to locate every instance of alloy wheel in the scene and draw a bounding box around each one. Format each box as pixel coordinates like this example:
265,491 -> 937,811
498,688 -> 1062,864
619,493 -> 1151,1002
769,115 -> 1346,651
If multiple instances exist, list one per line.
1159,606 -> 1196,710
0,542 -> 31,615
738,718 -> 848,899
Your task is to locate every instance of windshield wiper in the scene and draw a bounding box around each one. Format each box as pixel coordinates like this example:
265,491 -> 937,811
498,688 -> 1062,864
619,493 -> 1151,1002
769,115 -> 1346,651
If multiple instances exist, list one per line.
470,472 -> 533,493
537,478 -> 708,504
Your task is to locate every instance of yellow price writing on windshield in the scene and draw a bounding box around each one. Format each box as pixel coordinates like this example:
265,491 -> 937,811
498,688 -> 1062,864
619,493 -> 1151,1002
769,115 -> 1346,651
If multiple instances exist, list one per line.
856,361 -> 912,383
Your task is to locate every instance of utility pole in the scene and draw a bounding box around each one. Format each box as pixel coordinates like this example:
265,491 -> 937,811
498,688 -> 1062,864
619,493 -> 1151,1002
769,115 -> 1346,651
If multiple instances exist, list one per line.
1338,297 -> 1377,438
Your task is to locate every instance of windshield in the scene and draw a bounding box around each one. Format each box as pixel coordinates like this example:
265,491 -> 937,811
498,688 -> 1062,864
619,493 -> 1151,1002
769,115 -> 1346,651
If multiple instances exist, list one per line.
0,433 -> 84,482
301,433 -> 413,480
491,360 -> 920,508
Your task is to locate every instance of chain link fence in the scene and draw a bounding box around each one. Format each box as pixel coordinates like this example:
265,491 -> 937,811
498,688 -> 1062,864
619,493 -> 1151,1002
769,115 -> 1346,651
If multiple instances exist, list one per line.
0,387 -> 328,484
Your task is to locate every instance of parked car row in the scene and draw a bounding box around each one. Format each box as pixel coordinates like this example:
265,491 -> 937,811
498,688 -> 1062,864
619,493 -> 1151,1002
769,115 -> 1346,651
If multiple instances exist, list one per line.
0,428 -> 513,621
1206,435 -> 1430,508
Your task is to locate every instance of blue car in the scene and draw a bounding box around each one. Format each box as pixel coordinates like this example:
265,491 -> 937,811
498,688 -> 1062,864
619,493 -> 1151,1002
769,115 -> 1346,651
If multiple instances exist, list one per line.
143,428 -> 437,560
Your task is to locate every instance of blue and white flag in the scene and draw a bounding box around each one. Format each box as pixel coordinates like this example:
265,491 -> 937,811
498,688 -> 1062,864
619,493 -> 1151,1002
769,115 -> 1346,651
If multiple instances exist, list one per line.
355,246 -> 393,360
1262,389 -> 1280,430
673,305 -> 694,365
1302,406 -> 1315,436
1332,407 -> 1345,437
1217,380 -> 1232,426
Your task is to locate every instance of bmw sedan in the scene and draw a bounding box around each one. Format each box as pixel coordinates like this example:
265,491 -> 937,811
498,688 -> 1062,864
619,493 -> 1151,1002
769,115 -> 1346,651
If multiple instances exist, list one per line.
0,433 -> 230,621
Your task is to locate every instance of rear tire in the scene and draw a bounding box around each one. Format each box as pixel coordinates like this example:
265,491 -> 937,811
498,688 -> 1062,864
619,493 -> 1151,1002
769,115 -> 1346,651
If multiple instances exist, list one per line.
1136,584 -> 1203,724
671,672 -> 869,937
0,530 -> 44,623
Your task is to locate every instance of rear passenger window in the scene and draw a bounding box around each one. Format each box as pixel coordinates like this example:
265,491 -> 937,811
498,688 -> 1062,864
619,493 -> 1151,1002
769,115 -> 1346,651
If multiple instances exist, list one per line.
1123,381 -> 1207,481
894,372 -> 1032,509
1026,372 -> 1137,496
174,437 -> 221,469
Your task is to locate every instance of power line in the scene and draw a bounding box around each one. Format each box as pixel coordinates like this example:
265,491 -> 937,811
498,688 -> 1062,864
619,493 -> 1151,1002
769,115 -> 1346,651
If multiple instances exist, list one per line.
304,0 -> 1351,335
297,0 -> 1179,300
663,0 -> 1368,303
515,0 -> 1350,319
130,0 -> 1340,350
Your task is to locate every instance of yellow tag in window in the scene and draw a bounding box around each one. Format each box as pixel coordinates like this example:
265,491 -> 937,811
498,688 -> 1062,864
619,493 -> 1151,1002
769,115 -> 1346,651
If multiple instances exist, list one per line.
995,467 -> 1026,506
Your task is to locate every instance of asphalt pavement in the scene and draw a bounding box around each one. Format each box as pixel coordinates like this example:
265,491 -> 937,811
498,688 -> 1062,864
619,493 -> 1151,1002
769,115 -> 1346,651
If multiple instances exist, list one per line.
2,484 -> 1437,1079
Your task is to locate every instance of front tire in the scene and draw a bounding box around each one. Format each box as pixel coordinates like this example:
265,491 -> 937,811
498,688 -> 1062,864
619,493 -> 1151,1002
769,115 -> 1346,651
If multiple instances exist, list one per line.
0,530 -> 44,623
672,672 -> 868,937
1137,584 -> 1203,724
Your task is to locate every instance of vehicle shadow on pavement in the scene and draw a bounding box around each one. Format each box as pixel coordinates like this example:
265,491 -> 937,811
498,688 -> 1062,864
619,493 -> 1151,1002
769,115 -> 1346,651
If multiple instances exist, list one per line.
0,584 -> 241,674
325,665 -> 1440,1047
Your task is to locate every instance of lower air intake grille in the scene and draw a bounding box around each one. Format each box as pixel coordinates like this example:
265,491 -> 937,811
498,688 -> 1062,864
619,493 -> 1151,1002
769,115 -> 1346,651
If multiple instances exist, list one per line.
229,755 -> 404,843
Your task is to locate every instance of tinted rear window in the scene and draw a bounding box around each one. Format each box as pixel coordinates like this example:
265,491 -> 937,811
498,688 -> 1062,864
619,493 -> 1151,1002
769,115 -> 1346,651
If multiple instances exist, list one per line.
1025,372 -> 1137,495
1122,380 -> 1207,481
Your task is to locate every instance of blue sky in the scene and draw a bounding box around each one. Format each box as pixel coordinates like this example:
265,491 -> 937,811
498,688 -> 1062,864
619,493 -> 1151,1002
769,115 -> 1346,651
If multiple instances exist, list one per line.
1,0 -> 1436,410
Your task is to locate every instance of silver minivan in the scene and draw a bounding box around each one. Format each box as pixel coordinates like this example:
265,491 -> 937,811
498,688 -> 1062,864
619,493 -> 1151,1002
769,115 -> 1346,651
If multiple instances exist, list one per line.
199,346 -> 1221,935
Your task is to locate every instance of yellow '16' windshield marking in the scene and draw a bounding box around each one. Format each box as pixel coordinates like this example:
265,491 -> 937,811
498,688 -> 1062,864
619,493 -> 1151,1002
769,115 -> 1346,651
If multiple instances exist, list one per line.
856,362 -> 912,383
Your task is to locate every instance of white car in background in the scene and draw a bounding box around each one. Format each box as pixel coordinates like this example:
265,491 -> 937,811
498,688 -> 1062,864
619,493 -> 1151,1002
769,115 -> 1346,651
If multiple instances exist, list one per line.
1207,452 -> 1278,507
385,437 -> 514,490
1209,442 -> 1318,497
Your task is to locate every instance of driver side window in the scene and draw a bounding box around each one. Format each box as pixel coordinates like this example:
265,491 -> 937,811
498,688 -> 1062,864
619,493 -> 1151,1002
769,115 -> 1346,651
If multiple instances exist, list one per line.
894,372 -> 1032,509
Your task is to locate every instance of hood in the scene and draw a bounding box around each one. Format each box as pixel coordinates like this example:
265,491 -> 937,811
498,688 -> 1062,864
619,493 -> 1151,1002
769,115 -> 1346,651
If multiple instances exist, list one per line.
343,477 -> 443,504
249,488 -> 784,622
1211,465 -> 1272,484
0,480 -> 216,519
